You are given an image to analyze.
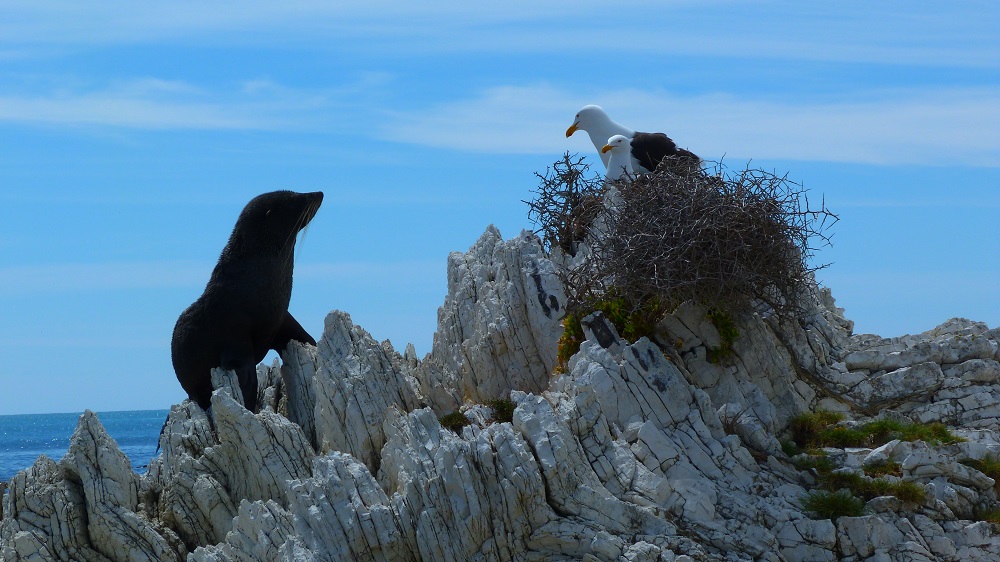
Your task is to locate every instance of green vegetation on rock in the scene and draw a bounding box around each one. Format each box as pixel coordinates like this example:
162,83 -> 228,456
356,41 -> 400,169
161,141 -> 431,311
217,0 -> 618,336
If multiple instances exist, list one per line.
801,490 -> 865,521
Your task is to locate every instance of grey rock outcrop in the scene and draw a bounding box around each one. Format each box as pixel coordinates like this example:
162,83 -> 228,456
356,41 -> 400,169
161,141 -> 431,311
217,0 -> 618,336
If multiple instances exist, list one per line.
2,224 -> 999,562
415,226 -> 566,413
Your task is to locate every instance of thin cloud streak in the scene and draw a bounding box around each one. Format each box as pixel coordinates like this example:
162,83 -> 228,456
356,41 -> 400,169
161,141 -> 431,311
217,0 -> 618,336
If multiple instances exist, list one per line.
382,85 -> 1000,167
2,2 -> 996,68
0,95 -> 273,130
0,78 -> 361,131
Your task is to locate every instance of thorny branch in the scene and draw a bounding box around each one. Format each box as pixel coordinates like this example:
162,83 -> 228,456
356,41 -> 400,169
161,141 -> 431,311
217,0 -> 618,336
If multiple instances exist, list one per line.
527,154 -> 839,322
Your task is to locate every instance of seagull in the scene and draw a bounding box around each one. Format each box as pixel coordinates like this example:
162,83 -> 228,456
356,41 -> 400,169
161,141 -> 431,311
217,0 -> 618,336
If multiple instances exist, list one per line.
601,135 -> 634,183
566,104 -> 700,173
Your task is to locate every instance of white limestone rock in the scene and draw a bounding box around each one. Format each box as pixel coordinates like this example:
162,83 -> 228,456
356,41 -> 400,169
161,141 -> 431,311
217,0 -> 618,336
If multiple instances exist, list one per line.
0,455 -> 109,562
61,411 -> 182,562
144,374 -> 314,551
0,413 -> 183,562
188,500 -> 294,562
203,389 -> 315,506
415,226 -> 566,413
309,311 -> 423,472
147,406 -> 236,548
284,452 -> 417,561
6,224 -> 1000,562
846,362 -> 945,409
835,515 -> 932,560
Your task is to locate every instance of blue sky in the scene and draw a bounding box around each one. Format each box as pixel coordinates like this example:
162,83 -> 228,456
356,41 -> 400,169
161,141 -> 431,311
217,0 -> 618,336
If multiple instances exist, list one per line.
1,2 -> 997,415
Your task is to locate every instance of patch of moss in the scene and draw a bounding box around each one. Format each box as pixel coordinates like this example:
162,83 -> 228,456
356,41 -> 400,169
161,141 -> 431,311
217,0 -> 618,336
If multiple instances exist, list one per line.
706,309 -> 739,364
801,490 -> 865,521
595,292 -> 665,343
793,452 -> 836,476
863,460 -> 902,478
787,411 -> 846,449
555,314 -> 585,373
819,470 -> 925,504
786,411 -> 964,450
890,481 -> 926,504
486,398 -> 516,424
555,292 -> 666,373
439,412 -> 471,434
961,454 -> 1000,493
973,507 -> 1000,525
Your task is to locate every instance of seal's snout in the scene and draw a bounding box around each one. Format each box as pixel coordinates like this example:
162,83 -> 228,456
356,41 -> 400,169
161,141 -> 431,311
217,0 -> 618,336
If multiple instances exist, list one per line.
301,191 -> 323,226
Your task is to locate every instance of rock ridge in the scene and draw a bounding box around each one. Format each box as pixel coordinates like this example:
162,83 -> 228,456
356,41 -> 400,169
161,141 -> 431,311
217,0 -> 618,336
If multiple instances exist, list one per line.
2,225 -> 998,561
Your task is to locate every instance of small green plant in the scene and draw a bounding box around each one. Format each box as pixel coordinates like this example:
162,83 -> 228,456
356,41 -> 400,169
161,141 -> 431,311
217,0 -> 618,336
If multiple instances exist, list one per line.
786,411 -> 964,450
556,314 -> 585,373
890,481 -> 926,504
961,454 -> 1000,493
781,438 -> 801,458
787,411 -> 846,449
823,471 -> 864,491
792,452 -> 836,475
973,507 -> 1000,525
862,418 -> 964,446
592,292 -> 665,343
817,426 -> 868,448
486,398 -> 516,424
801,490 -> 865,521
439,412 -> 471,434
706,309 -> 739,364
819,470 -> 925,504
555,291 -> 666,373
863,460 -> 902,478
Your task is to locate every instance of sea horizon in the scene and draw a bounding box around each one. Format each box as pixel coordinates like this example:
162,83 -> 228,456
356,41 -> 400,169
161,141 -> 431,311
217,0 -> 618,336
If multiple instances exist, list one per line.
0,408 -> 169,482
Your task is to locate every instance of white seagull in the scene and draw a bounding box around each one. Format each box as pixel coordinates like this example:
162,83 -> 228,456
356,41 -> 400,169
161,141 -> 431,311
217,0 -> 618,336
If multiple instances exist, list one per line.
566,104 -> 699,174
601,135 -> 634,183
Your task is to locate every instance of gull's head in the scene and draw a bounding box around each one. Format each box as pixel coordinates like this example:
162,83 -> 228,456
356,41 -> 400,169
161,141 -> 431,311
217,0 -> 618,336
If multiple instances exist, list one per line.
566,104 -> 608,137
601,134 -> 631,154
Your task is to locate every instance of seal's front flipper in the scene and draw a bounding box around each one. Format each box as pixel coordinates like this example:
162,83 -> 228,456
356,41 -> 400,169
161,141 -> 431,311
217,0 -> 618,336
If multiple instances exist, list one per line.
271,311 -> 316,354
221,351 -> 260,413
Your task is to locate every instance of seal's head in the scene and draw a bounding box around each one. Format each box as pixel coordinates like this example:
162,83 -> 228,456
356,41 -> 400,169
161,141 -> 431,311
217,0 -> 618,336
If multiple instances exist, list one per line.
225,190 -> 324,256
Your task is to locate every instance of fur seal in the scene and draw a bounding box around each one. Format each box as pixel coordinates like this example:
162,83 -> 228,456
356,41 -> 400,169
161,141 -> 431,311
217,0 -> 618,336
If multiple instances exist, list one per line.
171,190 -> 323,413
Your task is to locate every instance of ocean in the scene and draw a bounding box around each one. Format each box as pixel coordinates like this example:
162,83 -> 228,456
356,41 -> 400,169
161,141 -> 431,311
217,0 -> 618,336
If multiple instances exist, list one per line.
0,409 -> 168,483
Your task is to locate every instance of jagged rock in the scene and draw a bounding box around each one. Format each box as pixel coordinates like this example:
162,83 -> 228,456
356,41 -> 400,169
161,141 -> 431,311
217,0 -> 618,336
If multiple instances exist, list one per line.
144,373 -> 314,551
188,500 -> 294,562
3,225 -> 1000,562
847,361 -> 945,409
147,403 -> 237,548
836,515 -> 933,560
308,311 -> 423,472
0,413 -> 183,562
416,226 -> 566,413
0,455 -> 108,562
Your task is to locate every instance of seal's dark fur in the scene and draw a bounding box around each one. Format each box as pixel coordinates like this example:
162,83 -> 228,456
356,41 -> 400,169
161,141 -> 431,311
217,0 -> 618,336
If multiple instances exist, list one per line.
171,190 -> 323,413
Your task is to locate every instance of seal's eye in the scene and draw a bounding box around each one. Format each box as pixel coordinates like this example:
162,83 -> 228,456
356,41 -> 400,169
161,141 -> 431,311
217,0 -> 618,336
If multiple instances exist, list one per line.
265,209 -> 272,217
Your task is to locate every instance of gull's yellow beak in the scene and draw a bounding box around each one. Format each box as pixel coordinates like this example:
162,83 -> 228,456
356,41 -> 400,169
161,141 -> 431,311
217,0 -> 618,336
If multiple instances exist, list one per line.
601,144 -> 613,154
566,122 -> 579,137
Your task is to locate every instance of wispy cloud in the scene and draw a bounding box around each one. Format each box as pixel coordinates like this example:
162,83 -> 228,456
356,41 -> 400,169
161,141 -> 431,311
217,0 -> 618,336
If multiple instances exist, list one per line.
2,2 -> 996,68
0,76 -> 379,131
382,85 -> 1000,167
